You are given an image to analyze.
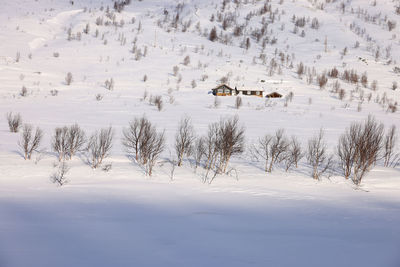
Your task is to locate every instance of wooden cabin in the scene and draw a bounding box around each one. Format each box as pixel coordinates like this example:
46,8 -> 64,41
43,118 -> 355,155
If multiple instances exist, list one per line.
212,84 -> 264,97
211,84 -> 235,96
237,89 -> 264,97
266,92 -> 282,98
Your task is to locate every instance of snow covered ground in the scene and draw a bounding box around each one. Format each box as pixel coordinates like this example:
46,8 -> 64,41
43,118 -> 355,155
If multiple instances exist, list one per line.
1,0 -> 400,266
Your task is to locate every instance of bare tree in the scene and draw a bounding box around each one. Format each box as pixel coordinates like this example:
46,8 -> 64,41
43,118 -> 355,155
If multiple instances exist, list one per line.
19,124 -> 43,160
122,116 -> 150,162
175,116 -> 195,166
307,129 -> 333,180
51,161 -> 70,186
122,116 -> 165,175
153,95 -> 163,111
65,72 -> 73,85
267,129 -> 289,172
235,96 -> 242,109
283,136 -> 303,171
337,116 -> 384,184
337,123 -> 359,179
183,55 -> 190,66
203,122 -> 220,180
209,27 -> 217,41
68,123 -> 86,158
87,127 -> 113,168
217,116 -> 245,173
383,125 -> 397,167
252,129 -> 289,173
351,116 -> 384,185
145,130 -> 165,176
193,136 -> 205,171
6,112 -> 22,132
252,134 -> 273,173
52,126 -> 70,161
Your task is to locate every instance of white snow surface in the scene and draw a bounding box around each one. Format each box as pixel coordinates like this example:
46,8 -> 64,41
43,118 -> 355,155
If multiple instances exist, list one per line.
0,0 -> 400,266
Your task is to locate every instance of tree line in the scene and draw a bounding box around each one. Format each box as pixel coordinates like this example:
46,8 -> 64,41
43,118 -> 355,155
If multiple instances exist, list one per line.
6,112 -> 400,186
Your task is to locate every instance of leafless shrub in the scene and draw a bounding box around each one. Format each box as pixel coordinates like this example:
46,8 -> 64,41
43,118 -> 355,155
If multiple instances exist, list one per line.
209,27 -> 217,42
96,94 -> 103,101
201,74 -> 208,81
297,62 -> 305,77
83,23 -> 90,34
388,20 -> 396,31
87,127 -> 113,169
50,161 -> 70,186
392,81 -> 398,90
153,95 -> 163,111
6,112 -> 22,132
173,66 -> 179,76
338,88 -> 346,100
213,96 -> 220,108
105,78 -> 114,90
219,76 -> 228,84
217,116 -> 245,174
19,124 -> 43,160
283,136 -> 303,171
307,129 -> 333,180
50,89 -> 58,96
193,137 -> 205,171
328,67 -> 339,78
122,115 -> 150,162
361,72 -> 368,88
311,17 -> 319,29
145,128 -> 165,176
53,52 -> 60,57
183,55 -> 190,66
102,163 -> 112,172
371,80 -> 378,91
383,125 -> 397,167
175,116 -> 195,166
203,116 -> 245,182
65,72 -> 73,85
20,86 -> 28,97
295,17 -> 306,27
123,116 -> 165,176
52,126 -> 70,161
15,51 -> 20,62
337,116 -> 384,185
317,73 -> 328,88
68,123 -> 86,158
252,129 -> 289,173
235,96 -> 242,109
387,103 -> 397,113
191,79 -> 197,88
337,123 -> 358,180
341,47 -> 348,56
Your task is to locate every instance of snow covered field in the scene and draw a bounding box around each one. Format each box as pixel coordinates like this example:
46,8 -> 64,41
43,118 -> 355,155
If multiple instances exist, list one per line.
1,0 -> 400,266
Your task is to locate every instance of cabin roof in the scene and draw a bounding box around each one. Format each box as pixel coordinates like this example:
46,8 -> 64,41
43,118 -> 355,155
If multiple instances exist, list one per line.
212,84 -> 234,91
266,92 -> 282,97
237,88 -> 264,92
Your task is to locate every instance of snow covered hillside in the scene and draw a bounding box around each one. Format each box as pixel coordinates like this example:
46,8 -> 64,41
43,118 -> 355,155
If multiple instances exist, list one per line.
0,0 -> 400,266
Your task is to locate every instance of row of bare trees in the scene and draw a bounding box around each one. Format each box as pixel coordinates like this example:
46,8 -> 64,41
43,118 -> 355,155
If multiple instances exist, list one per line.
6,113 -> 399,185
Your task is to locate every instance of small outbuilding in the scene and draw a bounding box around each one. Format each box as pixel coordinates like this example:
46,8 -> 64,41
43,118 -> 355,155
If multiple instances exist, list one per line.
265,92 -> 282,98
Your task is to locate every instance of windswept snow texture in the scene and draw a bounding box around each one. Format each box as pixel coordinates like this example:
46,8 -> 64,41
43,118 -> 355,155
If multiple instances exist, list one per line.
0,0 -> 400,266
